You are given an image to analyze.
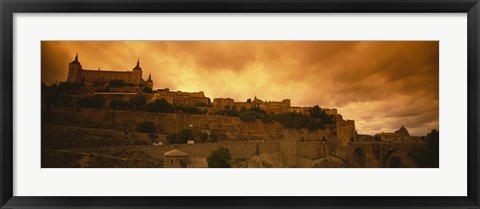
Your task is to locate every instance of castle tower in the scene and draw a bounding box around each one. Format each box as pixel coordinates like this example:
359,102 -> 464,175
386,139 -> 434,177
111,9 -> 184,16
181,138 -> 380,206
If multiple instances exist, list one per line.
131,58 -> 143,85
146,73 -> 153,89
67,53 -> 83,83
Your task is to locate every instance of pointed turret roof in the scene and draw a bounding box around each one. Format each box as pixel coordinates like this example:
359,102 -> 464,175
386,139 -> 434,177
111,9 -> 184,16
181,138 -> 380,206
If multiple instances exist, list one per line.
147,73 -> 153,82
69,52 -> 82,66
132,58 -> 142,71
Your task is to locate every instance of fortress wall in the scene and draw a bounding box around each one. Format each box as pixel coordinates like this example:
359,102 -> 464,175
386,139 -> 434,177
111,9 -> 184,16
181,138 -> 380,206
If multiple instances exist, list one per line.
280,129 -> 333,159
282,129 -> 303,141
297,142 -> 324,158
41,124 -> 153,150
258,142 -> 281,154
317,129 -> 336,141
71,142 -> 280,160
302,130 -> 320,141
301,129 -> 335,141
336,119 -> 357,147
161,142 -> 280,158
45,108 -> 283,140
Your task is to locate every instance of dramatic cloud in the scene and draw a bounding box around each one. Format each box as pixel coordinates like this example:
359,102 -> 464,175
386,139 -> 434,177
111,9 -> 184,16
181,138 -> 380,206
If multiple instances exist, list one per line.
41,41 -> 439,136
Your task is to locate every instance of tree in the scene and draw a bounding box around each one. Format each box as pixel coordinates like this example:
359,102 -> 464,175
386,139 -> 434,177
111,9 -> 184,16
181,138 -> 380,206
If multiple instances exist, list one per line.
210,133 -> 219,143
56,81 -> 81,94
109,99 -> 130,110
409,129 -> 439,167
148,133 -> 159,143
246,98 -> 252,103
138,121 -> 156,133
176,106 -> 205,114
207,147 -> 232,168
108,79 -> 127,87
77,95 -> 105,108
167,133 -> 178,144
143,87 -> 153,93
130,94 -> 147,111
238,111 -> 258,122
310,105 -> 323,119
145,99 -> 174,113
261,114 -> 274,123
199,132 -> 208,143
178,129 -> 194,144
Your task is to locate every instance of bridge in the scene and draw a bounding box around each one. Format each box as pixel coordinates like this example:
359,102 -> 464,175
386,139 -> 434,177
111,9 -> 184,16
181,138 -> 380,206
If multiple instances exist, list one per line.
344,141 -> 427,167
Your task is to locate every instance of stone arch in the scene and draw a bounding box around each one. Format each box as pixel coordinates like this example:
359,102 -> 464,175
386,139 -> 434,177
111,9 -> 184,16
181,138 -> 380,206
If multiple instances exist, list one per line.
330,155 -> 348,165
352,147 -> 367,167
381,148 -> 401,168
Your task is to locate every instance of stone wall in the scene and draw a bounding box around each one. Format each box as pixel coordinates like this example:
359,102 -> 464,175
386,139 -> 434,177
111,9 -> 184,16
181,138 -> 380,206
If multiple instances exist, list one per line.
335,119 -> 357,160
71,142 -> 281,159
297,142 -> 327,158
44,107 -> 283,140
42,123 -> 428,168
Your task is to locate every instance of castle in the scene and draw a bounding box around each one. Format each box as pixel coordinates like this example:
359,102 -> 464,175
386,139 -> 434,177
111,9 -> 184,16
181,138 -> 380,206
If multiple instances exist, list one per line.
66,53 -> 153,89
212,96 -> 338,115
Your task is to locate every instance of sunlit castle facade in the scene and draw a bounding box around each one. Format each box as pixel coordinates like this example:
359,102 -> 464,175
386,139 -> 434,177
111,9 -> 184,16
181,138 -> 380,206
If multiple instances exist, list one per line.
66,53 -> 153,89
213,95 -> 338,115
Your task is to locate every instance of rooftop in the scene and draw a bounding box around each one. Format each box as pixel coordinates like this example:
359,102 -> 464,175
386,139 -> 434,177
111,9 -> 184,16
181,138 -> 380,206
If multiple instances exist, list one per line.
164,149 -> 189,157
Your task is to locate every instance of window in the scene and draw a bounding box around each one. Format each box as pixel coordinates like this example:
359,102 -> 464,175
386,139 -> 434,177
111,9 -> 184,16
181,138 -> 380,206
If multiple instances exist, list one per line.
179,159 -> 184,164
170,159 -> 174,164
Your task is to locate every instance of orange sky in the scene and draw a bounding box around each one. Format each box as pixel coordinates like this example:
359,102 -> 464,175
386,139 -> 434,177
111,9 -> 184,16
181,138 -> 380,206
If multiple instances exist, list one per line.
41,41 -> 439,136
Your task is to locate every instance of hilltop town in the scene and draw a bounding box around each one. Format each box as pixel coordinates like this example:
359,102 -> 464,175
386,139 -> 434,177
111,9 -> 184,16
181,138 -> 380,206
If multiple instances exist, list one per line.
41,55 -> 439,168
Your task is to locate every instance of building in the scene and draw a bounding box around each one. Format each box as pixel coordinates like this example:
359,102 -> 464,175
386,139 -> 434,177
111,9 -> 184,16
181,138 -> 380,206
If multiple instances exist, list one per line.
212,95 -> 339,115
164,149 -> 189,168
145,73 -> 153,89
262,99 -> 291,114
288,107 -> 337,116
67,53 -> 153,88
288,106 -> 311,114
213,96 -> 290,114
323,108 -> 338,116
375,125 -> 411,142
394,125 -> 410,136
212,98 -> 235,109
152,88 -> 210,106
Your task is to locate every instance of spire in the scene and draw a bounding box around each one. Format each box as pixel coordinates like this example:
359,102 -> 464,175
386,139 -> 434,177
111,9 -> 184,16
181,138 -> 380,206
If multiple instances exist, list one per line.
70,52 -> 81,66
147,73 -> 152,82
254,94 -> 257,100
132,58 -> 142,71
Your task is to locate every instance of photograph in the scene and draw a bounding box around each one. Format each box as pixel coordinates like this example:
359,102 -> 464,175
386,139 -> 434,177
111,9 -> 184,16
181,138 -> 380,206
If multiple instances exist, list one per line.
40,41 -> 439,168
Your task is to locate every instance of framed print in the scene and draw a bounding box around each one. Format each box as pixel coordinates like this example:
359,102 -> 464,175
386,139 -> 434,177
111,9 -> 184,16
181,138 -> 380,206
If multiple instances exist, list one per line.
1,0 -> 479,208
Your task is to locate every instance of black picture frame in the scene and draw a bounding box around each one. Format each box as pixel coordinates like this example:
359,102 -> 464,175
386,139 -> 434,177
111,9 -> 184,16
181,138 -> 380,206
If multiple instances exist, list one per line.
1,0 -> 479,208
